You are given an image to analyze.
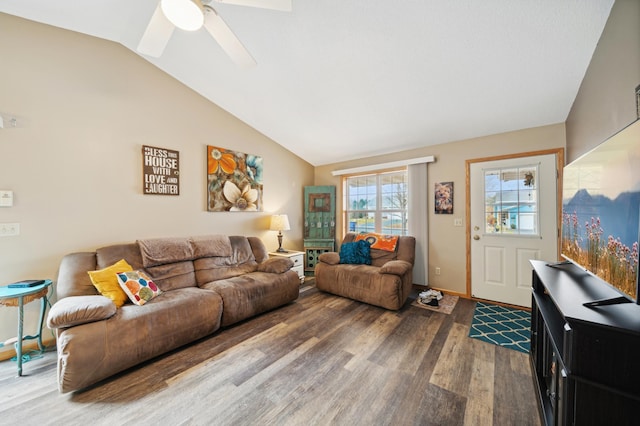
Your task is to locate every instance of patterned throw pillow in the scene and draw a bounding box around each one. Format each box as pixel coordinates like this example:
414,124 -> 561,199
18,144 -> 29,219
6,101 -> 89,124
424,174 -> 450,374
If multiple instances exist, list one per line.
355,232 -> 399,252
116,270 -> 162,306
88,259 -> 133,308
339,240 -> 372,265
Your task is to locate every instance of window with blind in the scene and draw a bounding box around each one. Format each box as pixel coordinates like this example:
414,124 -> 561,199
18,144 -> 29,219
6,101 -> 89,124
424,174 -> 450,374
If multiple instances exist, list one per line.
343,169 -> 408,236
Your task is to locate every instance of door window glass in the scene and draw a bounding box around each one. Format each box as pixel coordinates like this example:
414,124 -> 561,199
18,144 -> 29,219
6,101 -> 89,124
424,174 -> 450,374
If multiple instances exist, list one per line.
484,165 -> 539,235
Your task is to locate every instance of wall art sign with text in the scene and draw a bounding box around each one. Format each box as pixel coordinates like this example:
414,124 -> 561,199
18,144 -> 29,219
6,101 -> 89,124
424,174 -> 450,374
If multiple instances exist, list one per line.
207,145 -> 263,212
142,145 -> 180,195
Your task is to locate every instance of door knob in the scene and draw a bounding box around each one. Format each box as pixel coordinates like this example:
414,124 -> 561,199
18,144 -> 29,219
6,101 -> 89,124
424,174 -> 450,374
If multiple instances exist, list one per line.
473,235 -> 480,240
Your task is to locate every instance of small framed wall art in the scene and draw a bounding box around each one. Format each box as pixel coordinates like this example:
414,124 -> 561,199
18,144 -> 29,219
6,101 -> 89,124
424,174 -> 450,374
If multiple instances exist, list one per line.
142,145 -> 179,195
435,181 -> 453,214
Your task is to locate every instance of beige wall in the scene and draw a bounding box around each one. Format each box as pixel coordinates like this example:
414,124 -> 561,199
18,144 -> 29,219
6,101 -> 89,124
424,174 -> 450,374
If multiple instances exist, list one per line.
316,123 -> 566,296
565,0 -> 640,162
0,14 -> 313,353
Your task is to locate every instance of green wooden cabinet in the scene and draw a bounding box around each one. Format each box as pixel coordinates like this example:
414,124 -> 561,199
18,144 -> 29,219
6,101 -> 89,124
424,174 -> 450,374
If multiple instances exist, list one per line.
304,186 -> 336,274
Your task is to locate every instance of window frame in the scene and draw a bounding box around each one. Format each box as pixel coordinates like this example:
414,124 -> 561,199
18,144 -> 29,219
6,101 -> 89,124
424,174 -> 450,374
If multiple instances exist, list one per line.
342,167 -> 408,236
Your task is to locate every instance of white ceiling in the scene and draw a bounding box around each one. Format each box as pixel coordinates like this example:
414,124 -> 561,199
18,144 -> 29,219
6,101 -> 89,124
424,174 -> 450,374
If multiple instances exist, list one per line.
0,1 -> 614,166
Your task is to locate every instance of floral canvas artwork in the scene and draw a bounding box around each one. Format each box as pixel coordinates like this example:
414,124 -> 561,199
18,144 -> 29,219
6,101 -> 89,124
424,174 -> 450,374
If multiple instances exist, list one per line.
207,145 -> 263,212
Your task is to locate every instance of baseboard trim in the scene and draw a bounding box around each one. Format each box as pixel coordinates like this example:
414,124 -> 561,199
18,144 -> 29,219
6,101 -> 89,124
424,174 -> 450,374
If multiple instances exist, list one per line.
0,337 -> 56,362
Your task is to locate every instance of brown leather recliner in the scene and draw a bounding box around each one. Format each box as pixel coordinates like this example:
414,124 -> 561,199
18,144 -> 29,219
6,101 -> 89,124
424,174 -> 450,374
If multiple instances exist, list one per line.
315,232 -> 416,310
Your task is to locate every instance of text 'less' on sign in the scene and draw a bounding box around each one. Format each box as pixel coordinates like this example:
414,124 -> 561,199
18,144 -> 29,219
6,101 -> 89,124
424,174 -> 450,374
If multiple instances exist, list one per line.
142,145 -> 180,195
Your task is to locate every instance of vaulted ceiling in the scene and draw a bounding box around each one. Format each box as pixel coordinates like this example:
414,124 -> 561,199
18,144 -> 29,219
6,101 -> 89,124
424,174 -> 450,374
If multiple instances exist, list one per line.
0,1 -> 614,165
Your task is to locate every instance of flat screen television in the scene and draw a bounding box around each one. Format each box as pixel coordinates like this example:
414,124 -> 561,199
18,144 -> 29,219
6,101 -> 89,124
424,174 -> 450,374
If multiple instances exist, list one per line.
560,119 -> 640,307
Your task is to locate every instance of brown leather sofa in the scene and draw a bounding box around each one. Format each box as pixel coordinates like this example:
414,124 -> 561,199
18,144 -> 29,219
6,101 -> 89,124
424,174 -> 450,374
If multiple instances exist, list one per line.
47,235 -> 299,393
315,232 -> 416,310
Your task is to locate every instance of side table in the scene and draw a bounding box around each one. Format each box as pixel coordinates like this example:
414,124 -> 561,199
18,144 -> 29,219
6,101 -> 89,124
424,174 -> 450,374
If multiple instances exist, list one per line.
0,279 -> 53,376
269,250 -> 305,283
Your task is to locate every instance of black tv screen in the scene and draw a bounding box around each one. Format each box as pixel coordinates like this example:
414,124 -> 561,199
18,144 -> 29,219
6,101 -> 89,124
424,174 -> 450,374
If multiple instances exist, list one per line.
561,120 -> 640,304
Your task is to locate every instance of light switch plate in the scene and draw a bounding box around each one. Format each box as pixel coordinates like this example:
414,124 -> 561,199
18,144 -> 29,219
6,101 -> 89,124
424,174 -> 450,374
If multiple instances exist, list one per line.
0,190 -> 13,207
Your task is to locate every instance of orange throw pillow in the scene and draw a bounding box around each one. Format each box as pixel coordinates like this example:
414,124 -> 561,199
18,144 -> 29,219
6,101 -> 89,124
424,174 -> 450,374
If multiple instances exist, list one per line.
354,232 -> 399,252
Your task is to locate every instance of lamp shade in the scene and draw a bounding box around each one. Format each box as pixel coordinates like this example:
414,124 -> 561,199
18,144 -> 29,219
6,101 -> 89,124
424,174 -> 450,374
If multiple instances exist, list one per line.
269,214 -> 290,231
161,0 -> 204,31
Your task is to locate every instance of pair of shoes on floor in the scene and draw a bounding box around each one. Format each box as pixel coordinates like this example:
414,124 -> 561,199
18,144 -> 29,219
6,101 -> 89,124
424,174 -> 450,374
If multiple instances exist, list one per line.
418,289 -> 443,307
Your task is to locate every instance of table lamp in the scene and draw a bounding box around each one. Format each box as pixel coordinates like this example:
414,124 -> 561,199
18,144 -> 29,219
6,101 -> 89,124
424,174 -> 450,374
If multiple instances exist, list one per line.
269,214 -> 290,252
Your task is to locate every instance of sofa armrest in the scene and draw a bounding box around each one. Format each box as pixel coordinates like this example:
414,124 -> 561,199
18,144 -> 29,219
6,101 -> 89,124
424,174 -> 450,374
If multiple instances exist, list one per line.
318,252 -> 340,265
47,295 -> 116,329
379,260 -> 413,276
256,257 -> 293,274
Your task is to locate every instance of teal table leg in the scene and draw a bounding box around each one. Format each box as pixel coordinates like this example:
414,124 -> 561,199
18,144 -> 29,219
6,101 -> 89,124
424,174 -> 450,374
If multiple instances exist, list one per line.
36,294 -> 47,351
16,296 -> 24,376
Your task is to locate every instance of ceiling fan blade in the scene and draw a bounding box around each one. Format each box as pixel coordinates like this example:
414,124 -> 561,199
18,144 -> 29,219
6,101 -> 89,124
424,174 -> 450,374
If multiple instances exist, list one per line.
211,0 -> 292,12
137,2 -> 176,57
203,7 -> 257,68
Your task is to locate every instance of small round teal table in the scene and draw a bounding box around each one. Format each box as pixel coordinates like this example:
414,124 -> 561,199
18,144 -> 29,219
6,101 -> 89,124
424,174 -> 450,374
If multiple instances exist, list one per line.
0,279 -> 52,376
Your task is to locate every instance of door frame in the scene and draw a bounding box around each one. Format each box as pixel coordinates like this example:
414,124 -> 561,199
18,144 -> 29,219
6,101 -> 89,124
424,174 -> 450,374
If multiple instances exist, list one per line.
465,148 -> 564,300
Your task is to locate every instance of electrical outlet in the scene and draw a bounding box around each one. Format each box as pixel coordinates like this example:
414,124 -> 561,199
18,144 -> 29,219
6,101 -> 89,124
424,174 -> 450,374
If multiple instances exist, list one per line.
435,267 -> 441,275
0,223 -> 20,236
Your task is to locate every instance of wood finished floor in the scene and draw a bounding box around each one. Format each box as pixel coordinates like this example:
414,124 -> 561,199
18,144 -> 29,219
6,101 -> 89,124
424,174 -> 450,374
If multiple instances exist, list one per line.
0,285 -> 540,426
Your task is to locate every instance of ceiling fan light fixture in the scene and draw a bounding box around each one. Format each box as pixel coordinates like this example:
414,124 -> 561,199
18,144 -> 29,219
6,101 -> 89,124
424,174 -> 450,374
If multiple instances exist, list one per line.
161,0 -> 204,31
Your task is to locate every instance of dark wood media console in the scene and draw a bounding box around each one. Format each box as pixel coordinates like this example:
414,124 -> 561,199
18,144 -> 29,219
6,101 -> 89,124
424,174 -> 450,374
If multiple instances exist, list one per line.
530,260 -> 640,426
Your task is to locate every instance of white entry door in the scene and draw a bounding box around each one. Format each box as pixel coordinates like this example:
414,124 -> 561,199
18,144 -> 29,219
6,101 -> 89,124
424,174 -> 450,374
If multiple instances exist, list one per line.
469,153 -> 559,307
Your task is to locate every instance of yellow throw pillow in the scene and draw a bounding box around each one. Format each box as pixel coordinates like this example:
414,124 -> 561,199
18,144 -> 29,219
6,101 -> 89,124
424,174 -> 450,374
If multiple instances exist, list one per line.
88,259 -> 133,308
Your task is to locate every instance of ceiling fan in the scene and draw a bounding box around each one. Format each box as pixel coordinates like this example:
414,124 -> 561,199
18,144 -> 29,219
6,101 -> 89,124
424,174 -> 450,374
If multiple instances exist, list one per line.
137,0 -> 291,67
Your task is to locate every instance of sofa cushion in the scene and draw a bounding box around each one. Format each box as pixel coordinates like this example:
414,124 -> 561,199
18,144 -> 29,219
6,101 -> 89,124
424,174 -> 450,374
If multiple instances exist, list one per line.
138,237 -> 193,268
145,261 -> 197,291
88,259 -> 133,308
339,240 -> 371,265
96,243 -> 144,270
247,236 -> 269,262
194,236 -> 259,285
47,295 -> 116,328
57,252 -> 100,299
190,235 -> 232,258
201,271 -> 299,327
117,270 -> 162,306
228,235 -> 257,264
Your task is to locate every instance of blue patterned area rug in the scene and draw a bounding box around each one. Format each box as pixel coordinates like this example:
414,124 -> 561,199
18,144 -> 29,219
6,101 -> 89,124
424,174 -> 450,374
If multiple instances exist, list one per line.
468,302 -> 530,354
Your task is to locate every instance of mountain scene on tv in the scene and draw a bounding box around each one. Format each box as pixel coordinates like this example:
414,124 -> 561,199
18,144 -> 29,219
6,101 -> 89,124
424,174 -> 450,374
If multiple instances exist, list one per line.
561,122 -> 640,301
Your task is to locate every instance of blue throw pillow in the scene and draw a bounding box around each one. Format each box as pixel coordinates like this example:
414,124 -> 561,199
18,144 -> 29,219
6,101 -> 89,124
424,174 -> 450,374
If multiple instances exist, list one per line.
339,240 -> 372,265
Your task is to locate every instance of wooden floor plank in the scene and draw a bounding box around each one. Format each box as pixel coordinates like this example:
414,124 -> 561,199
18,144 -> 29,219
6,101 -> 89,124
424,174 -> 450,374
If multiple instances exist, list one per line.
463,339 -> 496,426
0,287 -> 541,425
375,311 -> 444,375
493,343 -> 541,426
429,322 -> 476,396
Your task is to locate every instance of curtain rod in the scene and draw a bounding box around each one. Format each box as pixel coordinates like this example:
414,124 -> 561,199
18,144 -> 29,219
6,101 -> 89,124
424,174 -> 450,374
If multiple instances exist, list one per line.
331,156 -> 435,176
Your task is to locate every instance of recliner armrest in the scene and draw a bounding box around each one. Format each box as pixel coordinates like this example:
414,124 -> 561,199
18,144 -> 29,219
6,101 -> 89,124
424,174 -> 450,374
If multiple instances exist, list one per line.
256,257 -> 293,274
47,295 -> 116,329
379,260 -> 412,276
318,252 -> 340,265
